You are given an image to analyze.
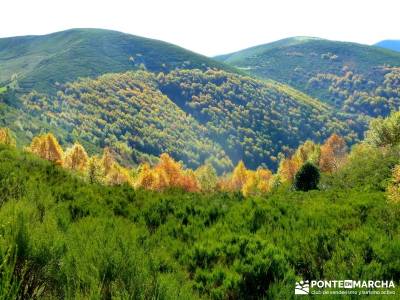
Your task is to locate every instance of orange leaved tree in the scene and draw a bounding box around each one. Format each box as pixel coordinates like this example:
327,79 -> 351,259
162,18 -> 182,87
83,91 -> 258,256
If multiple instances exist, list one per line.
319,134 -> 348,173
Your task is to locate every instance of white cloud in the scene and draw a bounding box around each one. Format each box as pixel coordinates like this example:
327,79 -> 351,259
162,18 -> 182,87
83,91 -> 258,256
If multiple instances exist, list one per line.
1,0 -> 399,56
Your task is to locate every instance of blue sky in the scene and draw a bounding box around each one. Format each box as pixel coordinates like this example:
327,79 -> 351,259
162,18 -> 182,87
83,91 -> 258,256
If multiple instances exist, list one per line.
1,0 -> 399,56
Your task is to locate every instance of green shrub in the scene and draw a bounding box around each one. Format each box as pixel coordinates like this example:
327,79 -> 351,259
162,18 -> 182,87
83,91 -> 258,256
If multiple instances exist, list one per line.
0,146 -> 399,299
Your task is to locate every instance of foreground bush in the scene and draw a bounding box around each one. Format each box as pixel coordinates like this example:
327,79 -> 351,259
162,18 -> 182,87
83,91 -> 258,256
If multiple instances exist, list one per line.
0,145 -> 399,299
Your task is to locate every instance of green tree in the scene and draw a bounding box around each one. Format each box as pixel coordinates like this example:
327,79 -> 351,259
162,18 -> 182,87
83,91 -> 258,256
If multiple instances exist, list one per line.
365,111 -> 400,147
87,155 -> 105,184
294,162 -> 320,191
195,164 -> 218,192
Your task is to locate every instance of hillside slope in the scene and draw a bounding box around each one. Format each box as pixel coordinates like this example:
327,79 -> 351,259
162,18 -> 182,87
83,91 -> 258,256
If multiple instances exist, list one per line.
20,69 -> 363,170
216,37 -> 400,117
20,71 -> 233,171
0,28 -> 235,94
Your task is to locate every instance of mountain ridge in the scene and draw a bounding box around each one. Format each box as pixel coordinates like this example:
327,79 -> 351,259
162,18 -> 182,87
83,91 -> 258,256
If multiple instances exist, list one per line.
0,28 -> 237,94
1,29 -> 398,170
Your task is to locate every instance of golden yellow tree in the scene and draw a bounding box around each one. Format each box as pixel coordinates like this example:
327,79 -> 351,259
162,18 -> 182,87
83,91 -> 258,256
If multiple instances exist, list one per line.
28,133 -> 64,164
155,153 -> 182,188
242,168 -> 273,197
319,134 -> 348,173
0,128 -> 16,147
135,163 -> 158,190
231,161 -> 248,190
63,143 -> 89,172
216,175 -> 233,192
135,162 -> 173,191
105,163 -> 134,186
178,169 -> 199,192
151,167 -> 169,191
277,157 -> 300,183
242,170 -> 257,197
255,168 -> 273,194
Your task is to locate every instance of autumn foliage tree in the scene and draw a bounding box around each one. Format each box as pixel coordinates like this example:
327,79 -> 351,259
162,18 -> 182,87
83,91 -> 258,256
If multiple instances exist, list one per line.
63,143 -> 89,172
28,133 -> 64,165
0,128 -> 16,147
106,164 -> 134,186
242,168 -> 273,197
135,153 -> 199,192
178,170 -> 199,192
277,157 -> 300,183
231,161 -> 248,190
98,148 -> 134,186
135,163 -> 158,190
277,140 -> 322,184
13,129 -> 355,197
255,168 -> 274,194
319,134 -> 348,173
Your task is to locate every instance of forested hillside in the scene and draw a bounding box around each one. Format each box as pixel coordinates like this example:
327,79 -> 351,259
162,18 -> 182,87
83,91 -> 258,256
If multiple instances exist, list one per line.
0,28 -> 235,94
216,37 -> 400,117
20,72 -> 232,172
158,69 -> 363,169
18,69 -> 364,171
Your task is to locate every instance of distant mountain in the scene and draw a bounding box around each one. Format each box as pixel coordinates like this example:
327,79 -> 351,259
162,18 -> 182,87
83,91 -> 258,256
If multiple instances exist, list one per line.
216,37 -> 400,117
0,28 -> 235,94
375,40 -> 400,52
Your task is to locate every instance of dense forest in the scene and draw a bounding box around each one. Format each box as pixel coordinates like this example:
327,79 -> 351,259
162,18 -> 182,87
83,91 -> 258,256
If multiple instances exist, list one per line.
0,109 -> 400,299
19,71 -> 232,172
14,69 -> 365,171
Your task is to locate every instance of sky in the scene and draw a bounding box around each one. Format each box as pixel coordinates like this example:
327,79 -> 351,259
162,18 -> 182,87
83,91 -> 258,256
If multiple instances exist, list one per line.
1,0 -> 399,56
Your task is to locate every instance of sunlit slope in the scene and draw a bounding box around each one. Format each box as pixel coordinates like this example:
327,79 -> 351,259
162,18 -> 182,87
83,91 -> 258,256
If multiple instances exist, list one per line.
216,37 -> 400,116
